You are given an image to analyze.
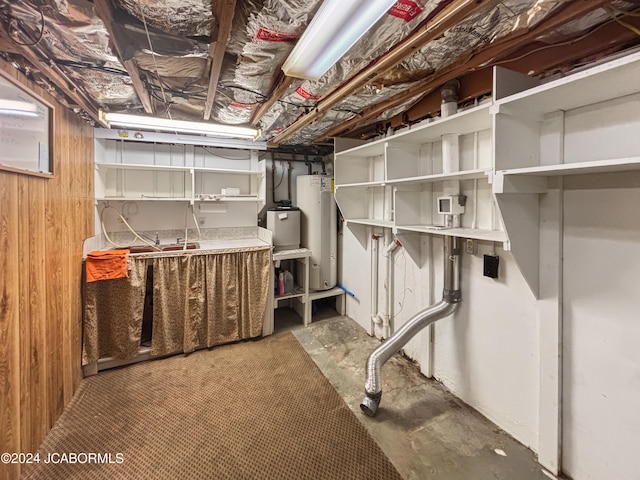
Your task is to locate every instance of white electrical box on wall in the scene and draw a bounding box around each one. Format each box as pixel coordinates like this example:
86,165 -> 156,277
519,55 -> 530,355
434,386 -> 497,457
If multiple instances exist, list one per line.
437,195 -> 465,215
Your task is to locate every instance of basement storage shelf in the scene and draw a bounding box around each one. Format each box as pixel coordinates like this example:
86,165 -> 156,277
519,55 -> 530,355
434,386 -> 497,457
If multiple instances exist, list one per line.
491,51 -> 640,297
334,103 -> 507,254
94,131 -> 266,206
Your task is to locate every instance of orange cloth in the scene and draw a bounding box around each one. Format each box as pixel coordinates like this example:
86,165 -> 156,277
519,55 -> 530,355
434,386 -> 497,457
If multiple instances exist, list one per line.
85,249 -> 130,283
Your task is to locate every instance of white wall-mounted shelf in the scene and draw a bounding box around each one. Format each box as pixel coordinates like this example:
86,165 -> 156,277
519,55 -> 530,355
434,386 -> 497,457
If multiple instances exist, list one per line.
496,156 -> 640,178
95,139 -> 266,208
97,196 -> 192,202
394,225 -> 507,243
195,196 -> 261,202
387,168 -> 491,186
335,102 -> 502,255
346,218 -> 394,228
335,180 -> 387,188
492,51 -> 640,117
491,52 -> 640,298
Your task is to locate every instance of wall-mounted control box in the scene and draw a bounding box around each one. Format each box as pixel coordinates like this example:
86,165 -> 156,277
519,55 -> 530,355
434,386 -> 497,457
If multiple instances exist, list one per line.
437,195 -> 466,215
483,254 -> 500,278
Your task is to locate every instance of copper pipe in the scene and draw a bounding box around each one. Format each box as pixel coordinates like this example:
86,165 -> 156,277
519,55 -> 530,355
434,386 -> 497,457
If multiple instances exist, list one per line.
268,0 -> 498,146
318,0 -> 614,141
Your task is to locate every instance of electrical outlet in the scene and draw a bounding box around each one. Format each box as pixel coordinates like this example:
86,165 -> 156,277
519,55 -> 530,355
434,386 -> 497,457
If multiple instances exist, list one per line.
465,238 -> 477,255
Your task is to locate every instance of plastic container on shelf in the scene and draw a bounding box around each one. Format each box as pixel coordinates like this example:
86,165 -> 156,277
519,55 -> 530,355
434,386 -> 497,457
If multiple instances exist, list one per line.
278,272 -> 285,297
283,270 -> 294,293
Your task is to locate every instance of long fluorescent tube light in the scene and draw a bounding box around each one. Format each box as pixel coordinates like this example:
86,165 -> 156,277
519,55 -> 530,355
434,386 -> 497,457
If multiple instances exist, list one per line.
282,0 -> 398,81
101,112 -> 260,140
0,99 -> 38,117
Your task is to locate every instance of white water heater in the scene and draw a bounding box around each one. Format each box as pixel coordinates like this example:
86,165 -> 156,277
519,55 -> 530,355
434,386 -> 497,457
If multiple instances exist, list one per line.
296,174 -> 337,291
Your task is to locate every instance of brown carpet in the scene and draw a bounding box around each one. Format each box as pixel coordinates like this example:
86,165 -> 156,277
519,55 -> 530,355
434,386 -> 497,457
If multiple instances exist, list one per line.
22,332 -> 402,480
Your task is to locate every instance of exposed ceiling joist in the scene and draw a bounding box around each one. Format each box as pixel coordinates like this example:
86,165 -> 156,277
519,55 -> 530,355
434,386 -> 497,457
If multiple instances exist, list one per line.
400,68 -> 493,124
317,0 -> 615,142
0,27 -> 21,55
352,9 -> 640,141
11,40 -> 102,121
203,0 -> 236,121
1,0 -> 636,146
268,0 -> 501,147
93,0 -> 154,114
495,9 -> 640,75
251,74 -> 294,125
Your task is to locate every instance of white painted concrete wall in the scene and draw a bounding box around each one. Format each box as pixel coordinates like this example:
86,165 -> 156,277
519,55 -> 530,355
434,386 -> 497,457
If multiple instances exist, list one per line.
341,229 -> 541,450
338,78 -> 640,480
433,240 -> 540,449
561,173 -> 640,480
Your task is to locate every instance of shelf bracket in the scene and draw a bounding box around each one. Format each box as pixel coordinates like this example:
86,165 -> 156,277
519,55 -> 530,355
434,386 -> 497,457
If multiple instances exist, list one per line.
493,173 -> 548,194
491,104 -> 545,121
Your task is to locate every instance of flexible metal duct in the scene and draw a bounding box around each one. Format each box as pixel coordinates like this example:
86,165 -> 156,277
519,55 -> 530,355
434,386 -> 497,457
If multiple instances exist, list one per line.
360,235 -> 461,417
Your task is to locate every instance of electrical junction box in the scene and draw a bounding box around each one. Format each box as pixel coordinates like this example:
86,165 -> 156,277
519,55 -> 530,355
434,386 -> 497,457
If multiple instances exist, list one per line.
483,254 -> 500,278
437,195 -> 465,215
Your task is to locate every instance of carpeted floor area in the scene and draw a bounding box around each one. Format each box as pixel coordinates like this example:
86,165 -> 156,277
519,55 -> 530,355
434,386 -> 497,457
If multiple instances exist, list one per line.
22,332 -> 402,480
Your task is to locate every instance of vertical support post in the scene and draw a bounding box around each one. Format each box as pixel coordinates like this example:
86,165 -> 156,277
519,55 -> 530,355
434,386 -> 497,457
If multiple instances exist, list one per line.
538,111 -> 565,475
538,180 -> 564,474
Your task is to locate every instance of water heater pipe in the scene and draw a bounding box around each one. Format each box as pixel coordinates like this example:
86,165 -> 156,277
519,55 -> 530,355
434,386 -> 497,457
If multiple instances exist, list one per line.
376,232 -> 401,338
386,237 -> 402,337
370,234 -> 381,334
361,234 -> 461,417
441,79 -> 460,118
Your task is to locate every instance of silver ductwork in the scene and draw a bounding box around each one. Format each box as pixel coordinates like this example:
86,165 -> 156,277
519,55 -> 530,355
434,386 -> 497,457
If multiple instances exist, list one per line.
360,235 -> 462,417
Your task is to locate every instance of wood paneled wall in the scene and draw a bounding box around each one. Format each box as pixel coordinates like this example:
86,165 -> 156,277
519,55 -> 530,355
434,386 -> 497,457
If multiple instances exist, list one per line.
0,59 -> 94,479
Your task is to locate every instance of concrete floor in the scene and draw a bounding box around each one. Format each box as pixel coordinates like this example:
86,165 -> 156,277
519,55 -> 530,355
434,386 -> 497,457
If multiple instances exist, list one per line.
274,306 -> 552,480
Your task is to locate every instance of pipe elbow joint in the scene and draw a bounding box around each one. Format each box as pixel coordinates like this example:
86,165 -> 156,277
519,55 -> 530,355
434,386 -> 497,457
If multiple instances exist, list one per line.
443,288 -> 462,303
360,391 -> 382,417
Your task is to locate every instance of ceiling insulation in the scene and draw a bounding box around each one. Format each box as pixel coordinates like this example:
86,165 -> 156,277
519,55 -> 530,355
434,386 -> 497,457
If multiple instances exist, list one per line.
0,0 -> 639,148
279,0 -> 568,145
115,0 -> 214,37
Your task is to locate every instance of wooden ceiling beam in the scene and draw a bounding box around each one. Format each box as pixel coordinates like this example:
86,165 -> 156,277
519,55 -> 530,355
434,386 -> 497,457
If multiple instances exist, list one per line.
317,0 -> 614,142
0,7 -> 102,119
10,41 -> 102,121
93,0 -> 154,114
267,0 -> 500,147
0,28 -> 22,55
349,68 -> 493,139
203,0 -> 237,121
495,14 -> 640,76
250,74 -> 294,125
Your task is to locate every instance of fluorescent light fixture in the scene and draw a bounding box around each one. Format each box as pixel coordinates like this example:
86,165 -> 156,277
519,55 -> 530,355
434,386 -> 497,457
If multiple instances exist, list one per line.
282,0 -> 398,81
0,99 -> 38,117
101,112 -> 260,140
